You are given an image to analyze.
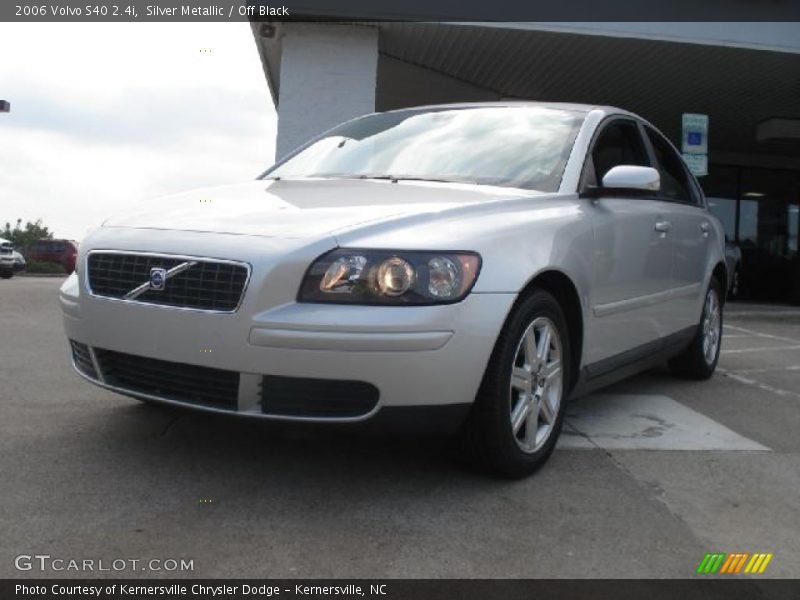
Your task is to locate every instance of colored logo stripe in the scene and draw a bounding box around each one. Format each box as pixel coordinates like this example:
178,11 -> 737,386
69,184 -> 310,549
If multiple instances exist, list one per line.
744,553 -> 774,574
697,552 -> 773,574
719,553 -> 749,573
697,553 -> 726,574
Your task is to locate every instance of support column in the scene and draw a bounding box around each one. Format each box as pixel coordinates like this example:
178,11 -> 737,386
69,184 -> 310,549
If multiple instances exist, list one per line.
275,23 -> 378,160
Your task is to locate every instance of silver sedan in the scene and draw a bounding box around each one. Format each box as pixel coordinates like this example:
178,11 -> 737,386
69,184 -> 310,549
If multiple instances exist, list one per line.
61,102 -> 726,477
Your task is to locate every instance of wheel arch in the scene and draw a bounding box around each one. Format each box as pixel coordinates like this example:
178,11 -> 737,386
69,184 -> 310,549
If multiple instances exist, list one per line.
515,269 -> 584,394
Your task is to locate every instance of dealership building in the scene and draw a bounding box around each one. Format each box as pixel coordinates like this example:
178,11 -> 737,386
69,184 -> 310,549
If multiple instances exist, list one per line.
252,22 -> 800,302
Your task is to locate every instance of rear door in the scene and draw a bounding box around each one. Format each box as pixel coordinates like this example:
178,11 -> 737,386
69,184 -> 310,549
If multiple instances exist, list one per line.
584,118 -> 676,364
643,126 -> 710,332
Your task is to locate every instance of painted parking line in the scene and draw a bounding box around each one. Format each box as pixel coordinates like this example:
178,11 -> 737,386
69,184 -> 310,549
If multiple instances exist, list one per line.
558,394 -> 769,451
727,310 -> 800,318
721,345 -> 800,355
717,367 -> 800,401
724,324 -> 800,345
733,365 -> 800,374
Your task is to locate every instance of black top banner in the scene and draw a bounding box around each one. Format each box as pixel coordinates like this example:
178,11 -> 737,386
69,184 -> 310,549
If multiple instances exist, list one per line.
3,0 -> 800,22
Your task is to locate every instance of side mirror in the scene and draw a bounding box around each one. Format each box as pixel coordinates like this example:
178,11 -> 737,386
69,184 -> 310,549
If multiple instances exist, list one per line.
584,166 -> 660,197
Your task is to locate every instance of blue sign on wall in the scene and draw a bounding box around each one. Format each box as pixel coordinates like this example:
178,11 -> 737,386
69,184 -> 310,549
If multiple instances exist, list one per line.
682,113 -> 709,176
682,113 -> 709,155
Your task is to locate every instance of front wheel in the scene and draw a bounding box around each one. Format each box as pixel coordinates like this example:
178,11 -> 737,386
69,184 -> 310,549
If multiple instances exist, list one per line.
668,278 -> 723,380
462,290 -> 570,478
0,271 -> 13,279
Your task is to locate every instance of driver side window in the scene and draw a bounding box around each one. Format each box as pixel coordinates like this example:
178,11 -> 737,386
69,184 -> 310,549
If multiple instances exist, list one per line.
586,120 -> 650,187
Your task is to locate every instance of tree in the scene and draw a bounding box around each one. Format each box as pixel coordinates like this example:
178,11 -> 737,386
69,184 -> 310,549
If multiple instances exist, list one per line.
2,218 -> 54,251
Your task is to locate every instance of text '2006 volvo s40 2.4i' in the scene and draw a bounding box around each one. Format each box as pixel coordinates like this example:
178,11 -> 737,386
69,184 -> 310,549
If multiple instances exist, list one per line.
61,102 -> 726,477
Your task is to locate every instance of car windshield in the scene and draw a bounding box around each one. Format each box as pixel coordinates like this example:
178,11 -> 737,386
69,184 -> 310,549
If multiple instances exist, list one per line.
263,106 -> 584,193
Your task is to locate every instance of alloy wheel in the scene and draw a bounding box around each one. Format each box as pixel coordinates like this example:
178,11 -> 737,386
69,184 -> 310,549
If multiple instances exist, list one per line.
508,317 -> 563,454
702,287 -> 721,365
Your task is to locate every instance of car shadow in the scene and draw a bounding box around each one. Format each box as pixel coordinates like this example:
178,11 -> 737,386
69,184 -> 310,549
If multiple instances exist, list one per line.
100,399 -> 508,496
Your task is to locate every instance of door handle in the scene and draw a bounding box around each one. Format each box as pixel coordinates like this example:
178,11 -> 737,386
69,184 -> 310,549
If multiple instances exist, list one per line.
654,220 -> 672,234
700,222 -> 711,237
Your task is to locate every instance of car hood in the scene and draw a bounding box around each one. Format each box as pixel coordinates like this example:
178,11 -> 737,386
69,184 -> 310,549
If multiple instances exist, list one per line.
102,179 -> 539,239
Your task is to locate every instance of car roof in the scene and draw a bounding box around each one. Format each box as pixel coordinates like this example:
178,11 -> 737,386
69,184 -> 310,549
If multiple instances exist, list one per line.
382,101 -> 634,118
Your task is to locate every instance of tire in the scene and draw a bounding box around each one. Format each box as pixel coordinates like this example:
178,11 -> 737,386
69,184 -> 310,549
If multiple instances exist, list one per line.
461,289 -> 571,478
0,271 -> 13,279
668,278 -> 723,380
729,266 -> 740,300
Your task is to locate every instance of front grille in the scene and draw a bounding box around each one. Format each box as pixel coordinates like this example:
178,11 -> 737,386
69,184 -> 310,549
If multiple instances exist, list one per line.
260,375 -> 379,418
87,252 -> 249,312
94,348 -> 240,410
70,340 -> 97,378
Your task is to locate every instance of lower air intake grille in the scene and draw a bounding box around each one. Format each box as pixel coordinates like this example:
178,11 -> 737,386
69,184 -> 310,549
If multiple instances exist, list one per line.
94,348 -> 240,410
260,375 -> 379,418
70,340 -> 97,378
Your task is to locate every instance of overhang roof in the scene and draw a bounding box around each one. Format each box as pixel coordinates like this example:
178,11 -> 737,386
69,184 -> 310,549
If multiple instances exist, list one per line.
377,23 -> 800,159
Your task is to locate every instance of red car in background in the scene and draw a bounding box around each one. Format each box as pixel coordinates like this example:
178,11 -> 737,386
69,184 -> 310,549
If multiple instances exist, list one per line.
28,239 -> 79,274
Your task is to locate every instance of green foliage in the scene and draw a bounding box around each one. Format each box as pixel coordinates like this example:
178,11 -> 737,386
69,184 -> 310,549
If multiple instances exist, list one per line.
2,218 -> 54,251
25,260 -> 66,274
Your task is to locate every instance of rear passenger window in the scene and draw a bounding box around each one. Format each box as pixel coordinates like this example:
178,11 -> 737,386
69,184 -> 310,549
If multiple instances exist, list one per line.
645,128 -> 695,204
590,120 -> 649,183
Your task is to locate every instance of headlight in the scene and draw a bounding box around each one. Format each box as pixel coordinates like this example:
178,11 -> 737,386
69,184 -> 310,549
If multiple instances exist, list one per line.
299,249 -> 481,305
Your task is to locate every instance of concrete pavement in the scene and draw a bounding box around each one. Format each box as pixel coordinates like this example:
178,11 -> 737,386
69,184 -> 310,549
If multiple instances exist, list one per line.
1,277 -> 798,579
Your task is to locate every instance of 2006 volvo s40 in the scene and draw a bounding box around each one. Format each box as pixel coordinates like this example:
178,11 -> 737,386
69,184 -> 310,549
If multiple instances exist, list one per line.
61,103 -> 726,477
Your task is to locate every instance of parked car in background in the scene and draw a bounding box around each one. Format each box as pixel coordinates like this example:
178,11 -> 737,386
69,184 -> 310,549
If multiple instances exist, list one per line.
61,102 -> 727,477
28,239 -> 79,274
0,238 -> 15,279
725,237 -> 742,299
12,249 -> 27,273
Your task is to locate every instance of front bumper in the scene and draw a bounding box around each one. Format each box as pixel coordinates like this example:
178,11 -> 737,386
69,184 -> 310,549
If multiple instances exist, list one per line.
60,232 -> 515,424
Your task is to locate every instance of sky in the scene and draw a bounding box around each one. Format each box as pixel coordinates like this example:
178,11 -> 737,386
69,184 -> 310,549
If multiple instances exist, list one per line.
0,22 -> 277,241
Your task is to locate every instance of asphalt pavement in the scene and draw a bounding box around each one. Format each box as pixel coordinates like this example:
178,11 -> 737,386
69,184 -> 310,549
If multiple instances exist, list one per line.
1,277 -> 799,580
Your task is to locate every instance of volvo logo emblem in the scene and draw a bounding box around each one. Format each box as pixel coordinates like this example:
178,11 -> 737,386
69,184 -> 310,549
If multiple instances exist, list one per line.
149,267 -> 167,291
123,261 -> 197,300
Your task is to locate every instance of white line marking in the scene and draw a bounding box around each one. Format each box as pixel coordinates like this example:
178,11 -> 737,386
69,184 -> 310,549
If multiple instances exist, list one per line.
718,368 -> 800,400
733,365 -> 800,374
724,324 -> 800,345
559,394 -> 769,451
721,345 -> 800,355
728,310 -> 800,318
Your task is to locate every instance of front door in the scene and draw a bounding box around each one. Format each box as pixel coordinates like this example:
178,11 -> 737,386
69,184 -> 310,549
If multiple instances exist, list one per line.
583,119 -> 675,364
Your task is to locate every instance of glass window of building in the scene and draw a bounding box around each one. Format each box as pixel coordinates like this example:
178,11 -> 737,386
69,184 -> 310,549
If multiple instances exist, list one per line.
703,165 -> 738,241
741,168 -> 800,257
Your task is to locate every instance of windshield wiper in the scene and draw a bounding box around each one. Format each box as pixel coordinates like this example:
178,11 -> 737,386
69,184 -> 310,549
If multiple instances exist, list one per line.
358,174 -> 478,185
262,174 -> 481,185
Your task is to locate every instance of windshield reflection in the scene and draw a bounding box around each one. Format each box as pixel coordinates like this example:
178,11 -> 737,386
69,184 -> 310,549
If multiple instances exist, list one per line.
264,106 -> 584,193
